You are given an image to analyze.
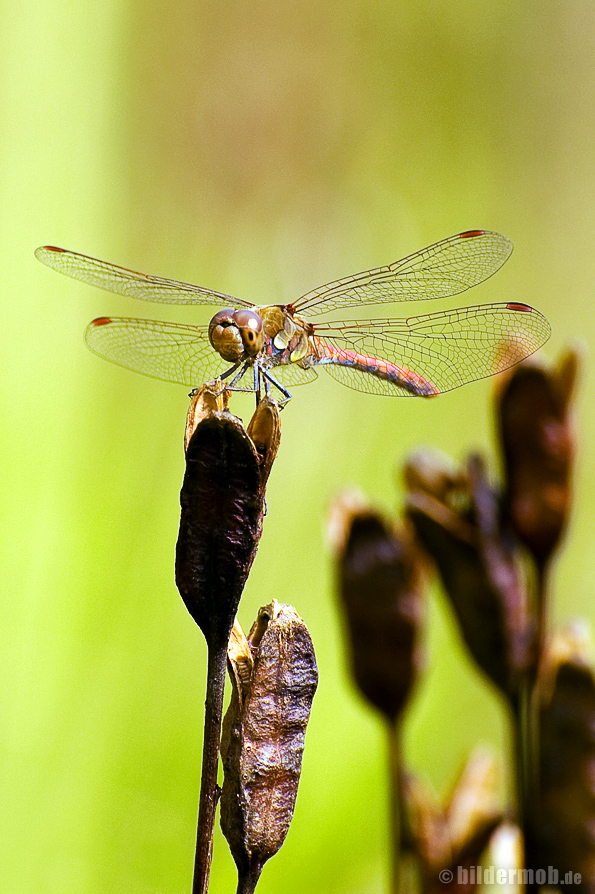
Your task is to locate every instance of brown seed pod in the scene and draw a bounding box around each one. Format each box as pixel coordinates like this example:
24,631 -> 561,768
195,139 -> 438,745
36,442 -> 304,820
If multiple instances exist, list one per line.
497,351 -> 577,569
175,382 -> 280,648
331,491 -> 423,724
220,602 -> 318,894
537,626 -> 595,891
405,450 -> 531,702
246,393 -> 282,490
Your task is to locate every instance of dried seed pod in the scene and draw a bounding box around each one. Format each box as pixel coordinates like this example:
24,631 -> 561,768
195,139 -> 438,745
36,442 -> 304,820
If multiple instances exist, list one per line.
184,378 -> 230,451
497,351 -> 577,568
246,394 -> 281,489
175,383 -> 280,648
403,448 -> 468,508
536,625 -> 595,891
220,602 -> 318,893
404,750 -> 502,894
445,749 -> 501,862
405,451 -> 531,701
326,488 -> 370,554
227,619 -> 254,703
406,750 -> 502,894
332,493 -> 423,723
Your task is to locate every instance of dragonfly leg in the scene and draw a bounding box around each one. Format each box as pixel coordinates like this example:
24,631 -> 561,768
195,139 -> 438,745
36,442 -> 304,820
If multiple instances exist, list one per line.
215,360 -> 262,402
220,360 -> 244,384
187,361 -> 243,398
259,366 -> 292,406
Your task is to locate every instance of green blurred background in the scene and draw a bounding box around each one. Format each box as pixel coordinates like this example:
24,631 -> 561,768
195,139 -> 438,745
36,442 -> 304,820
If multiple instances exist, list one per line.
2,1 -> 594,891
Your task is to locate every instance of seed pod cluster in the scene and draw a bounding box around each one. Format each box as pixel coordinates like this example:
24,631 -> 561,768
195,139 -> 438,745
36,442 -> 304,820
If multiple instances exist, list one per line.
176,383 -> 282,894
329,349 -> 584,891
220,601 -> 318,893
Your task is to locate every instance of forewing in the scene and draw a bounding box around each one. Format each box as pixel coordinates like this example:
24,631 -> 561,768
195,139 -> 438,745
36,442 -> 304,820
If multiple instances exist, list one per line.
313,303 -> 551,396
293,230 -> 513,316
36,246 -> 252,308
84,317 -> 232,387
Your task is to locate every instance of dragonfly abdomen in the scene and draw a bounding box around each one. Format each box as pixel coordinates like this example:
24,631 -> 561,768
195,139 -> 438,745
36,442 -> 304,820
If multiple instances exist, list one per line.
315,342 -> 439,397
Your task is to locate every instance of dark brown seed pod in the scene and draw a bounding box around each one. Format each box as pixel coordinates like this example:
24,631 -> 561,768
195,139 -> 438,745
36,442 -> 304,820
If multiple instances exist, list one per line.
405,450 -> 531,702
176,382 -> 280,648
537,626 -> 595,891
497,351 -> 577,569
331,491 -> 423,724
220,602 -> 318,894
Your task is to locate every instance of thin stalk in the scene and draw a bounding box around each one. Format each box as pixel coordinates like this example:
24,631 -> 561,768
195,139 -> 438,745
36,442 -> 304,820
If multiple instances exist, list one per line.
192,637 -> 229,894
388,723 -> 401,894
514,680 -> 539,894
388,723 -> 414,894
534,562 -> 548,675
514,562 -> 548,894
236,863 -> 262,894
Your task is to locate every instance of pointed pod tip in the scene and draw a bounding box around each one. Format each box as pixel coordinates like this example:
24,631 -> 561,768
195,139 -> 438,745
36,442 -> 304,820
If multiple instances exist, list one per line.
184,379 -> 230,451
326,488 -> 371,555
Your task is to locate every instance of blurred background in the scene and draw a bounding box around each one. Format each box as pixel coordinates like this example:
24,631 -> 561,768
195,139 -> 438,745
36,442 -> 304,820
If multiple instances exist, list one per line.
2,1 -> 594,891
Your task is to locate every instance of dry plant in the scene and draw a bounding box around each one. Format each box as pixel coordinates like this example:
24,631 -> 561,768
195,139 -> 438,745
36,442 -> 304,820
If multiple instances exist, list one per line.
176,381 -> 318,894
331,351 -> 594,894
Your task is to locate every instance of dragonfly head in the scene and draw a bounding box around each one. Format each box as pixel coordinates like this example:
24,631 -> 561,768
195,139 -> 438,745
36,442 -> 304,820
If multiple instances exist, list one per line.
208,308 -> 265,362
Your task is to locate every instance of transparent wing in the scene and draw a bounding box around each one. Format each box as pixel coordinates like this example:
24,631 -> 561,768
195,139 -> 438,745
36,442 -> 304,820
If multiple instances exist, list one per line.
293,230 -> 513,316
265,362 -> 319,387
311,302 -> 550,396
36,246 -> 252,308
84,317 -> 233,387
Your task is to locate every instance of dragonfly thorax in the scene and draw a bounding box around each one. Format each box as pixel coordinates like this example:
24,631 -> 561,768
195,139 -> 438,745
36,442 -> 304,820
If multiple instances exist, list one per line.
259,306 -> 312,365
208,308 -> 265,362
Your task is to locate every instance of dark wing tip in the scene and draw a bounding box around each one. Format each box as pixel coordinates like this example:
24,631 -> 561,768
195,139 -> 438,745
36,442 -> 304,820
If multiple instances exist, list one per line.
35,245 -> 67,264
89,317 -> 112,327
506,302 -> 532,312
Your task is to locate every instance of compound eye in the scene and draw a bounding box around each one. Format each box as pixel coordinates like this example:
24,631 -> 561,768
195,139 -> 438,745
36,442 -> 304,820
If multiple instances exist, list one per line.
208,308 -> 243,361
210,308 -> 235,329
234,310 -> 263,333
234,309 -> 264,356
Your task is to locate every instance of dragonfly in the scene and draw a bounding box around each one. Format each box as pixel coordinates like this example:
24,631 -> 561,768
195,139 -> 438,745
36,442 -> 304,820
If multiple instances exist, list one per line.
35,230 -> 550,404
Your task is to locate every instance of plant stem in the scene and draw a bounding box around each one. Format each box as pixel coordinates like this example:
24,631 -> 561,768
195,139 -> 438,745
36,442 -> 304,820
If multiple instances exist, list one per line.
236,863 -> 263,894
515,680 -> 540,894
514,563 -> 548,894
388,723 -> 411,894
192,637 -> 229,894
